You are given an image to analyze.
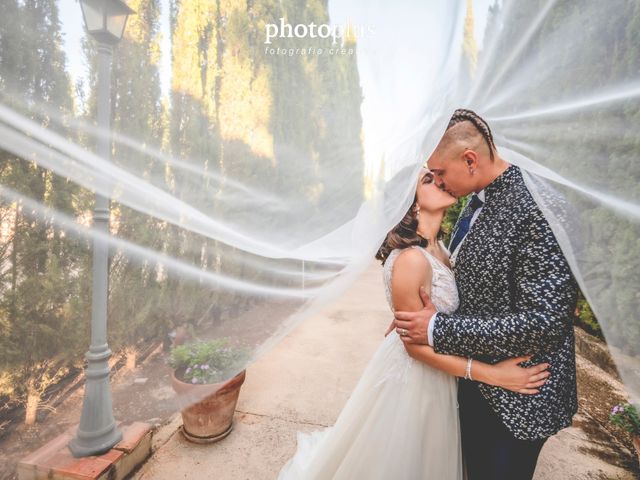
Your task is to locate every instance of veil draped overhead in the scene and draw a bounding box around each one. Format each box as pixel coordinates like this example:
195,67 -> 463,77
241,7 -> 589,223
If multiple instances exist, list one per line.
0,0 -> 637,422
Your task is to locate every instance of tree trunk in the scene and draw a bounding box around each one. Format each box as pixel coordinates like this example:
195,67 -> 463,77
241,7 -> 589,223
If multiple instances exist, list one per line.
125,347 -> 137,371
24,390 -> 40,426
11,201 -> 19,295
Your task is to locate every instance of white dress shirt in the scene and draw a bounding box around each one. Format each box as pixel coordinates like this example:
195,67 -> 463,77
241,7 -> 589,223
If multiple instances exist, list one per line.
427,189 -> 485,346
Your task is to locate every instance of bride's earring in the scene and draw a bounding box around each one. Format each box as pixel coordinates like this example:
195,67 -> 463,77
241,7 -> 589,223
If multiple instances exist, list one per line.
414,205 -> 420,218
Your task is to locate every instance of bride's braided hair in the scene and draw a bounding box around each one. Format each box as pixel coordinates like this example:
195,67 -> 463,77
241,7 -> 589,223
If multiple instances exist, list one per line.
447,108 -> 496,160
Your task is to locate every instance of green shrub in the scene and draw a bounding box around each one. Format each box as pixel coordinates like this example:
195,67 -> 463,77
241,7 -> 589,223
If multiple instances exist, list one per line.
169,339 -> 249,384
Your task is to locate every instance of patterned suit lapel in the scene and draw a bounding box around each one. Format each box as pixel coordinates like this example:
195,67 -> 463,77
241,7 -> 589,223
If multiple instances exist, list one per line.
449,165 -> 518,267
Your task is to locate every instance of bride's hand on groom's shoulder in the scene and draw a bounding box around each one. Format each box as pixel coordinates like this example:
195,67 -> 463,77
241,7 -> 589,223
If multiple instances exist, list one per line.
480,356 -> 551,395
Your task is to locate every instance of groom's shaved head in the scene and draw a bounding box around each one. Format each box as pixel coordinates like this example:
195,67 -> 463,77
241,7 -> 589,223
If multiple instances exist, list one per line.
436,109 -> 496,161
427,109 -> 503,198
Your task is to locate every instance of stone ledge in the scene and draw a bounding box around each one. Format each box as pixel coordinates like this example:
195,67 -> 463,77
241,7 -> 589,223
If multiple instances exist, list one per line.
17,422 -> 153,480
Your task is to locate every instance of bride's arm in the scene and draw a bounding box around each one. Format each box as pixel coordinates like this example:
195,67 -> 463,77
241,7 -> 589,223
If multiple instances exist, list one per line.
391,249 -> 550,394
404,344 -> 549,394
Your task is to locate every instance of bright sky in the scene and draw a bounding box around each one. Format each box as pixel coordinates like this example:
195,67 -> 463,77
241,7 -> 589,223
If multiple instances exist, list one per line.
59,1 -> 86,93
327,0 -> 494,179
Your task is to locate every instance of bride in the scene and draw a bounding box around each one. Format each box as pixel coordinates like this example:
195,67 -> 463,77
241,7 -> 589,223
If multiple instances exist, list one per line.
278,168 -> 551,479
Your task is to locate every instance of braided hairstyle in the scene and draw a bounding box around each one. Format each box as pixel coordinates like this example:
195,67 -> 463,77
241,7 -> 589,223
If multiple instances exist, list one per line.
446,108 -> 496,160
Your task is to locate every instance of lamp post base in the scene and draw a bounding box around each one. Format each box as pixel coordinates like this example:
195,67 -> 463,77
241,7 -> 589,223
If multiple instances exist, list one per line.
68,423 -> 123,458
68,345 -> 122,458
18,422 -> 152,480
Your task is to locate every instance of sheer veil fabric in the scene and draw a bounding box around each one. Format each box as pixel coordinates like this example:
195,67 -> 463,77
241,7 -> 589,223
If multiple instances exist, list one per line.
0,0 -> 637,422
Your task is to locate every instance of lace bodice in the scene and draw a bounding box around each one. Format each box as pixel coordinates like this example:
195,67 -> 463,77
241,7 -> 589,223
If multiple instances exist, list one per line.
372,244 -> 459,389
383,244 -> 459,315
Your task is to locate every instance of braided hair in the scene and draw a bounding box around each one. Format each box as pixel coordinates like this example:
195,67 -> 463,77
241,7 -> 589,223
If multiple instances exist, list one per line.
446,108 -> 496,160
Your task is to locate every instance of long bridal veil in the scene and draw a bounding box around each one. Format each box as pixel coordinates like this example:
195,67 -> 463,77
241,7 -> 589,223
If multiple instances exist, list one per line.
0,0 -> 638,430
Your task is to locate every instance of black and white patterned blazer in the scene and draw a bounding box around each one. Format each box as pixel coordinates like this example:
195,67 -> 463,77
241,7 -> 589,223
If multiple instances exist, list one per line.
432,164 -> 579,441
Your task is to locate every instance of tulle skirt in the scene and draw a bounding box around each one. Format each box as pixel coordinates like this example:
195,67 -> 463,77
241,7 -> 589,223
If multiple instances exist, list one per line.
278,332 -> 463,480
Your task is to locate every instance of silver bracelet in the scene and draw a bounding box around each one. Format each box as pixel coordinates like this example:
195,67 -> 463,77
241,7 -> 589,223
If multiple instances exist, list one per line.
464,357 -> 473,381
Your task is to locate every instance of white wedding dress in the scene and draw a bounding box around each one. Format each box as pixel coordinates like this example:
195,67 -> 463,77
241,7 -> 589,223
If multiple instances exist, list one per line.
278,245 -> 463,479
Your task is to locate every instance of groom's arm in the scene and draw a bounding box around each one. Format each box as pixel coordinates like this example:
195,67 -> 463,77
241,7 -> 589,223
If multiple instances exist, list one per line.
432,208 -> 578,360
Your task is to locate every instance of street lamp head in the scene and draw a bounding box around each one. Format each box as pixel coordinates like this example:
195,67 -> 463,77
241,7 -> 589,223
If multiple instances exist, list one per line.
80,0 -> 135,45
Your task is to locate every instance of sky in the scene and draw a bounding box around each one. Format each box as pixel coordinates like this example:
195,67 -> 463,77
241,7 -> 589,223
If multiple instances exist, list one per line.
327,0 -> 494,179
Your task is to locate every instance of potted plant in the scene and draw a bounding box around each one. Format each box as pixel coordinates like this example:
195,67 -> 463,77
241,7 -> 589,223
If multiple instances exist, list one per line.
169,339 -> 249,443
609,402 -> 640,463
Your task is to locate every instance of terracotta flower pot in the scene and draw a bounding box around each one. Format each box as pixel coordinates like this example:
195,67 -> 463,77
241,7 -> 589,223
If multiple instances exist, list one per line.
171,369 -> 246,443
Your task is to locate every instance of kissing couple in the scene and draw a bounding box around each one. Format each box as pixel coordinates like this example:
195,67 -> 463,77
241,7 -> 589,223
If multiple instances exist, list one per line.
279,109 -> 579,480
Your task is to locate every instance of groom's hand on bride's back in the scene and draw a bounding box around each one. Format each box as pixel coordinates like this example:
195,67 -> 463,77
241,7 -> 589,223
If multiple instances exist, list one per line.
393,287 -> 436,345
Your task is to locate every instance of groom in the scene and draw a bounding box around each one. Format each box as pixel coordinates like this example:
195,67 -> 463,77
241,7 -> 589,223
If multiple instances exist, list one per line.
394,109 -> 579,480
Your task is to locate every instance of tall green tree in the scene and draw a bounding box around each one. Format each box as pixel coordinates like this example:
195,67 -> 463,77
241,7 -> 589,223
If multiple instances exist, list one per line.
0,0 -> 87,425
105,0 -> 167,368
